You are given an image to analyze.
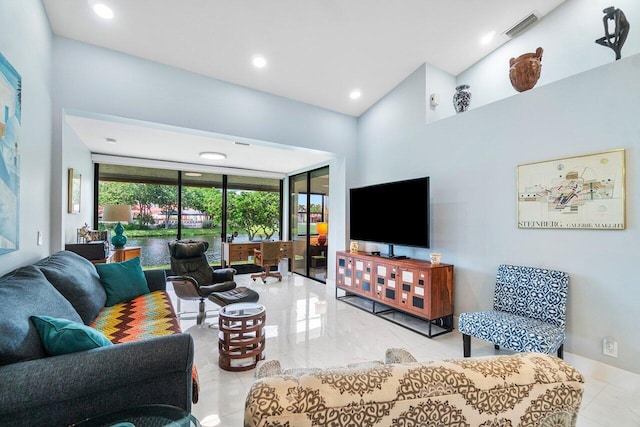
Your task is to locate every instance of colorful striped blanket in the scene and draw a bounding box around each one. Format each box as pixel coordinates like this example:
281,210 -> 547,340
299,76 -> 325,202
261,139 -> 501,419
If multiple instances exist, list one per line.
91,290 -> 199,403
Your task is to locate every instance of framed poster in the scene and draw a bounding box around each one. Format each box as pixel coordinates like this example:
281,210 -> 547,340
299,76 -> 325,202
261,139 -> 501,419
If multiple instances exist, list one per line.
517,149 -> 625,230
68,168 -> 81,214
0,52 -> 21,254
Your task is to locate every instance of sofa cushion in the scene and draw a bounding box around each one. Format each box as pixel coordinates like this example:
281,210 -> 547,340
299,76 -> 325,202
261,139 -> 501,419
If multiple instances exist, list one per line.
0,266 -> 83,365
35,250 -> 107,324
30,315 -> 112,356
95,257 -> 150,306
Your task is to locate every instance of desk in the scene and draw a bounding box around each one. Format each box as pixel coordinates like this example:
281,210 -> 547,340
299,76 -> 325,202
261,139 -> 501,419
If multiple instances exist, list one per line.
108,246 -> 141,263
222,241 -> 293,268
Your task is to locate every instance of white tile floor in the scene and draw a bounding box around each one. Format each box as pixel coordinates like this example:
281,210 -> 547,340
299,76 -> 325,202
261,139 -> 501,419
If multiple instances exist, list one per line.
169,273 -> 640,427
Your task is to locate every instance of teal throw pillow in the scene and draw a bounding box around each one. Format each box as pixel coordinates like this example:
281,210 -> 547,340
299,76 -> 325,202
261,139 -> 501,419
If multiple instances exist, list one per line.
95,256 -> 150,306
30,315 -> 113,356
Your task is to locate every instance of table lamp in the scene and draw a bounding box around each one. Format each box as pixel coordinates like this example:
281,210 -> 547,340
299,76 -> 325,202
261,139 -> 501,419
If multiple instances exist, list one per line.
316,222 -> 328,246
102,205 -> 132,249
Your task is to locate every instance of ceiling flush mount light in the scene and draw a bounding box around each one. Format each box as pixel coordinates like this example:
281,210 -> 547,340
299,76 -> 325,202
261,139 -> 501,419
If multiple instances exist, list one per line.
480,31 -> 496,45
199,152 -> 227,160
92,3 -> 114,19
184,172 -> 203,177
349,89 -> 361,100
252,56 -> 267,69
105,137 -> 117,144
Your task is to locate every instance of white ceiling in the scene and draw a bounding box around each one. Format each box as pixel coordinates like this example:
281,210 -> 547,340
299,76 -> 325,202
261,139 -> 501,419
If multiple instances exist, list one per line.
46,0 -> 567,174
65,114 -> 335,175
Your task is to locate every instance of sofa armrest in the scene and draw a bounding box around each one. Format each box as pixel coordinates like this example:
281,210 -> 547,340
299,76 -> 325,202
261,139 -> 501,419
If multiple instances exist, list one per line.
0,334 -> 194,427
385,347 -> 417,364
144,269 -> 168,292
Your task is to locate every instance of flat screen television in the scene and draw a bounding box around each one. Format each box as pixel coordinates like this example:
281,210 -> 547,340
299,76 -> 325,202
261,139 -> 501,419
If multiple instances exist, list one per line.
349,177 -> 430,257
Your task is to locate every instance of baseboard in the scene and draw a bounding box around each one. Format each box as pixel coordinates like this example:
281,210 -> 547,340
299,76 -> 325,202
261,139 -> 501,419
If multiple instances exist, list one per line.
564,352 -> 640,391
451,314 -> 639,390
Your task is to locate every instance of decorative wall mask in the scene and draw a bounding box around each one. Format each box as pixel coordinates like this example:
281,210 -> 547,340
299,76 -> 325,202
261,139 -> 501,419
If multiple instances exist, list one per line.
595,6 -> 630,60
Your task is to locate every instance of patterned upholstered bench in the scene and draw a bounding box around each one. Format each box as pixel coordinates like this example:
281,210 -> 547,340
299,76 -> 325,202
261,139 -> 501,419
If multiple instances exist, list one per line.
92,290 -> 200,402
245,349 -> 584,427
458,264 -> 569,358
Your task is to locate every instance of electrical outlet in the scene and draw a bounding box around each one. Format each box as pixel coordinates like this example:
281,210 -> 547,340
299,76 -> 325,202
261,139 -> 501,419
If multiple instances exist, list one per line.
37,231 -> 43,246
603,337 -> 618,358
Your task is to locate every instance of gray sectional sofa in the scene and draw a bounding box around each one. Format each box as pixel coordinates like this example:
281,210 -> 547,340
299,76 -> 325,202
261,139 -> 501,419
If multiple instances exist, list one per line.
0,251 -> 194,427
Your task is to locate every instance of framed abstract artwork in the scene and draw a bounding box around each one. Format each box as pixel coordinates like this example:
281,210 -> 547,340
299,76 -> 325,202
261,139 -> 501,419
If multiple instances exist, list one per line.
0,52 -> 21,255
517,149 -> 625,230
68,168 -> 81,214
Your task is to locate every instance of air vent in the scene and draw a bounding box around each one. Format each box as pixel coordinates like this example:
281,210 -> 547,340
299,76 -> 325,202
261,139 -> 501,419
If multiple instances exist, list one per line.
234,141 -> 251,146
505,12 -> 539,38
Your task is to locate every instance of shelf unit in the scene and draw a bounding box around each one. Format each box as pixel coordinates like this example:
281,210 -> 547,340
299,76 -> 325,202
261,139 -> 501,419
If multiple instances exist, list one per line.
335,251 -> 454,338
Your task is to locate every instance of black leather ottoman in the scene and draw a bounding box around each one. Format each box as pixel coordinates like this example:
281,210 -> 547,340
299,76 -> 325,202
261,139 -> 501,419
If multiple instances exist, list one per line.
208,287 -> 259,307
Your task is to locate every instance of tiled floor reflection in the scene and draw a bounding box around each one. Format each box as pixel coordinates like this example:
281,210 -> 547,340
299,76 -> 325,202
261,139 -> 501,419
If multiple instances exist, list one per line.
169,273 -> 640,427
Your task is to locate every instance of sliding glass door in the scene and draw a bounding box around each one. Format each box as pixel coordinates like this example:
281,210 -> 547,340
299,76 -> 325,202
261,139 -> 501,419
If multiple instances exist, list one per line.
289,166 -> 329,282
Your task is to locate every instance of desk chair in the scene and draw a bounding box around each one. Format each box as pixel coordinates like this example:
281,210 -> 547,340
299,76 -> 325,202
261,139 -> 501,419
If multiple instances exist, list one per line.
251,241 -> 283,283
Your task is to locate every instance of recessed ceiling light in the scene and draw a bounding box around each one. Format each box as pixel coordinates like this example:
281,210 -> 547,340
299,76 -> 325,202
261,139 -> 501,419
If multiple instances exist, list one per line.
349,89 -> 361,100
252,56 -> 267,68
199,152 -> 227,160
184,172 -> 203,177
92,3 -> 114,19
480,31 -> 496,45
105,137 -> 117,144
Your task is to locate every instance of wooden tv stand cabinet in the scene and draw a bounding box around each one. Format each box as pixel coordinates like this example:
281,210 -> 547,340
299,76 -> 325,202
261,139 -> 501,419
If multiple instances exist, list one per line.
335,251 -> 454,338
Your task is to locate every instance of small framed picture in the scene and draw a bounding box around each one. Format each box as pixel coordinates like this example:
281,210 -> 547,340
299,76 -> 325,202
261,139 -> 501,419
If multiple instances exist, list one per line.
68,168 -> 81,214
349,241 -> 359,253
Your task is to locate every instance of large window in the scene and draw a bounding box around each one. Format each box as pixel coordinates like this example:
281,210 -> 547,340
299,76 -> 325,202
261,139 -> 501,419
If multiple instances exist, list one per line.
227,175 -> 282,244
98,165 -> 178,269
180,171 -> 224,267
96,164 -> 282,269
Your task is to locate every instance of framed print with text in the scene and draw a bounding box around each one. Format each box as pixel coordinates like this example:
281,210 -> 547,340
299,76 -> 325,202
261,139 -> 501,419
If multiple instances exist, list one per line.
517,149 -> 625,230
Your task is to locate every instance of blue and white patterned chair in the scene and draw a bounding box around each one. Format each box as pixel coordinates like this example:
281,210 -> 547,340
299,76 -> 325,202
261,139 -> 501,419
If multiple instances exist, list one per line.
458,264 -> 569,358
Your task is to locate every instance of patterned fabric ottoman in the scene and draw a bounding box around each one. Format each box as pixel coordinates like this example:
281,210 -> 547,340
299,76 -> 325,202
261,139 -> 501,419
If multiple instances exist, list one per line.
244,350 -> 584,427
92,290 -> 199,403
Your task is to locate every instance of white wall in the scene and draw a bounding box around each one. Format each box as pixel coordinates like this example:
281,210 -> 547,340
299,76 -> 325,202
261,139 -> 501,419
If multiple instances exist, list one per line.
425,64 -> 456,124
357,54 -> 640,373
458,0 -> 640,110
62,120 -> 94,244
0,0 -> 52,274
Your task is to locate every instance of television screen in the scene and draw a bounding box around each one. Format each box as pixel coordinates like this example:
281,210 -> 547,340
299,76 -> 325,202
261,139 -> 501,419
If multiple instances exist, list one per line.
349,177 -> 430,249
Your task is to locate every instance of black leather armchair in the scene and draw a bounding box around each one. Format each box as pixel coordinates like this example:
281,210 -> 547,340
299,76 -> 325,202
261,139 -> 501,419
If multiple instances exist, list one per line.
167,239 -> 237,325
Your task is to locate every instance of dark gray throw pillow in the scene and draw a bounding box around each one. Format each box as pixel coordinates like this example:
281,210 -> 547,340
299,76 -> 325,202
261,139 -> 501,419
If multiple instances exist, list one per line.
35,251 -> 107,324
0,266 -> 83,365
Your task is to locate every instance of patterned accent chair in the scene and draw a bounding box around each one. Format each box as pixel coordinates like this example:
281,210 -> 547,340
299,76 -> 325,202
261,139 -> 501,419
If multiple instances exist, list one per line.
458,264 -> 569,358
245,349 -> 584,427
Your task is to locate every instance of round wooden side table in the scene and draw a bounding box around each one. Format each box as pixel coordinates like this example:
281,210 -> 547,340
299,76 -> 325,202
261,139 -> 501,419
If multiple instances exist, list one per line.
218,302 -> 266,371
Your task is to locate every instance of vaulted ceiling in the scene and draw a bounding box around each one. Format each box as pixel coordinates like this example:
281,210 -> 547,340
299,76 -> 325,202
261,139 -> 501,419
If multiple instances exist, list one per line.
44,0 -> 567,173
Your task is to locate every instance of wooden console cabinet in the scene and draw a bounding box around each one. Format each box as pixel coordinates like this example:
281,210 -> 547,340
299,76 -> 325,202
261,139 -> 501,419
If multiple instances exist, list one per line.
336,251 -> 454,337
108,246 -> 141,263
